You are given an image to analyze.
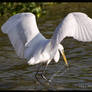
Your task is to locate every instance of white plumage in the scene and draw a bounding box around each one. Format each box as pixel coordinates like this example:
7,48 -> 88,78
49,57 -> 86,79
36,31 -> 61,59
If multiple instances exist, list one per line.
1,13 -> 46,59
1,12 -> 92,66
51,12 -> 92,47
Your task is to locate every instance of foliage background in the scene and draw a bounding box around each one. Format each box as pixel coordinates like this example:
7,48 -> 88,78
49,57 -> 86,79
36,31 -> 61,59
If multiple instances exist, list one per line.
0,2 -> 54,18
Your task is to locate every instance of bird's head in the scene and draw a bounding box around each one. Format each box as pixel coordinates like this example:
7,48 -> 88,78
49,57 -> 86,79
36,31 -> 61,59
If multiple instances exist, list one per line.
58,44 -> 68,67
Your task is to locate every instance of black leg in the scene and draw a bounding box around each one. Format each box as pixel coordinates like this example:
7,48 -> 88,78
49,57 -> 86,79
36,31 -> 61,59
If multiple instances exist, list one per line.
35,63 -> 51,87
40,60 -> 51,82
40,63 -> 56,89
35,63 -> 43,84
35,63 -> 55,89
35,63 -> 49,82
41,63 -> 48,81
40,63 -> 52,85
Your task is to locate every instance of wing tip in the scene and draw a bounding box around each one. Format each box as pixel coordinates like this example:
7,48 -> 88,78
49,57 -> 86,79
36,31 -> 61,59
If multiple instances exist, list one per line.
1,22 -> 9,34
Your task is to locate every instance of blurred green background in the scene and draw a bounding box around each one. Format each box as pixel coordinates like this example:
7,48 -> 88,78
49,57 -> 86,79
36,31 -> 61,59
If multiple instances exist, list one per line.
0,2 -> 55,18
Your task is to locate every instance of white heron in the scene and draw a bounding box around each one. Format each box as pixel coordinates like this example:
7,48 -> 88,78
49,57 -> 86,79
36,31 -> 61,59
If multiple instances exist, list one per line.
1,12 -> 92,81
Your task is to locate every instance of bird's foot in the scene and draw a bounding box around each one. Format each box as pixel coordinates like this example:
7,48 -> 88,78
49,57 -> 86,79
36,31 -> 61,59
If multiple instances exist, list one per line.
40,73 -> 51,85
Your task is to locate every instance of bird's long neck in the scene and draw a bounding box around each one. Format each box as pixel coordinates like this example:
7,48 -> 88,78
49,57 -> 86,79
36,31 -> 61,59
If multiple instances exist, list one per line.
50,20 -> 66,49
50,27 -> 61,49
50,35 -> 59,50
48,39 -> 59,58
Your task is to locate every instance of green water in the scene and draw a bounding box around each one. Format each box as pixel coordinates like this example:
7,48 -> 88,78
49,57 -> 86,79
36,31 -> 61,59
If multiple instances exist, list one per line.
0,3 -> 92,90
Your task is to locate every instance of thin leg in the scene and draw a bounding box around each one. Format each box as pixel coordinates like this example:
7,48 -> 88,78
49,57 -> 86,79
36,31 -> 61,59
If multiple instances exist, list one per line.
35,61 -> 55,89
41,60 -> 51,82
41,63 -> 48,81
35,63 -> 43,84
35,63 -> 51,87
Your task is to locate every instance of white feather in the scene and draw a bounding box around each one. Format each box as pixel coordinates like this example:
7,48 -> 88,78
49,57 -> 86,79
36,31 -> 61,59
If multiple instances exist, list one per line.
51,12 -> 92,47
2,12 -> 92,66
54,50 -> 60,63
1,13 -> 46,58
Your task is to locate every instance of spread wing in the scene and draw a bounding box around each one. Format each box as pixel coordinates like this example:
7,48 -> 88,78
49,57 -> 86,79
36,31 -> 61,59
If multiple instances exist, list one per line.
1,13 -> 46,58
51,12 -> 92,47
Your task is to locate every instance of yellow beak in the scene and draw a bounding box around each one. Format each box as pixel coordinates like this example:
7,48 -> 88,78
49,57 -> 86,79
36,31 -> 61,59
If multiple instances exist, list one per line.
61,50 -> 68,67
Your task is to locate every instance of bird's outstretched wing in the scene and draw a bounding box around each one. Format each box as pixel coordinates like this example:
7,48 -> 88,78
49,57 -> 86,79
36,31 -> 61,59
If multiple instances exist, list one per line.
51,12 -> 92,47
1,13 -> 45,58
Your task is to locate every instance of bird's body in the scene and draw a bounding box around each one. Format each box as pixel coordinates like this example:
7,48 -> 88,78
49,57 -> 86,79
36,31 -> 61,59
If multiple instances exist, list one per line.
1,12 -> 92,70
1,13 -> 64,66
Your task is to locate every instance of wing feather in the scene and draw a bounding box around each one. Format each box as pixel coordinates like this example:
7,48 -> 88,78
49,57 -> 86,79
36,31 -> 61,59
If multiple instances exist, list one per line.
51,12 -> 92,48
1,13 -> 45,58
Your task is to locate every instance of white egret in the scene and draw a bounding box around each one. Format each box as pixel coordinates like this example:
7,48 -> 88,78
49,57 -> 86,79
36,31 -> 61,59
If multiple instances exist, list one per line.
1,12 -> 92,82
